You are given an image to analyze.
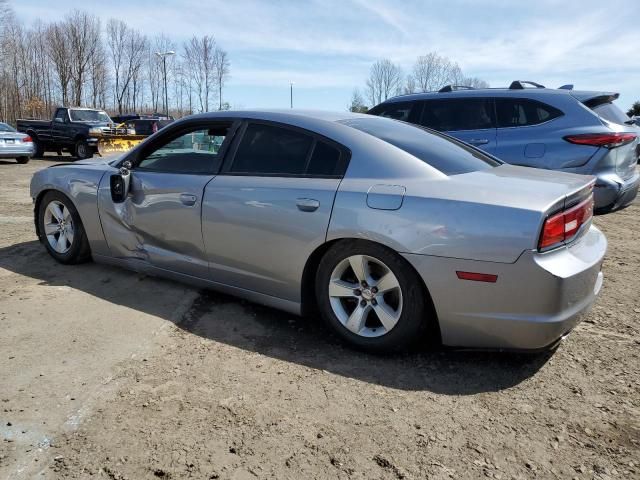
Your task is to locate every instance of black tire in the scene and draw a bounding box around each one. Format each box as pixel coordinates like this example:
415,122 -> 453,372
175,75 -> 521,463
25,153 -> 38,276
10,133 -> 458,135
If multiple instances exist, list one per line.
37,191 -> 91,265
32,135 -> 45,158
75,139 -> 93,159
315,240 -> 430,353
16,156 -> 30,164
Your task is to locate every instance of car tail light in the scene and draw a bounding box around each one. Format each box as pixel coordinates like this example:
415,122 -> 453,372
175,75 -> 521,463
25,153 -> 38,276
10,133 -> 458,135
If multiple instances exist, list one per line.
563,132 -> 636,148
22,136 -> 33,143
538,196 -> 594,250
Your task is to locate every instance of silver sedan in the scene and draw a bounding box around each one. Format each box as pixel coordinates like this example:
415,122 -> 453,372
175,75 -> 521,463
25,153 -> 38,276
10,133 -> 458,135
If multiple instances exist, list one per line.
0,122 -> 34,164
29,111 -> 606,352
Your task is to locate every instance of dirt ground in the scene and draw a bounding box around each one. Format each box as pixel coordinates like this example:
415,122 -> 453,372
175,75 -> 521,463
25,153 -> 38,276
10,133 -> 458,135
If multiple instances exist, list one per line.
0,157 -> 638,480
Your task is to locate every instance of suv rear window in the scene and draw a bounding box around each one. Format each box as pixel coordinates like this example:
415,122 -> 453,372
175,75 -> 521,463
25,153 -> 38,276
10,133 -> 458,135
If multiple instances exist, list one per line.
591,102 -> 631,126
495,98 -> 563,127
339,117 -> 500,176
419,98 -> 495,132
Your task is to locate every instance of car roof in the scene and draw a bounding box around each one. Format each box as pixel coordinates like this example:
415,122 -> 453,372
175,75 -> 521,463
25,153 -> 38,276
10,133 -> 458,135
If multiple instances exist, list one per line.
187,109 -> 370,123
378,88 -> 618,104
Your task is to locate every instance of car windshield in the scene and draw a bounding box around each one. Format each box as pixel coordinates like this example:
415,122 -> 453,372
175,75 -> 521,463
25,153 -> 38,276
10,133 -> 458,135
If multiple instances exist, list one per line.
69,109 -> 111,123
592,102 -> 630,126
338,117 -> 501,175
0,123 -> 16,132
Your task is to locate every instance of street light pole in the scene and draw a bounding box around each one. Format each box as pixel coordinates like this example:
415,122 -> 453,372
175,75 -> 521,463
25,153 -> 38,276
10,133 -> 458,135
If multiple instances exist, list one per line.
290,82 -> 294,109
156,51 -> 175,117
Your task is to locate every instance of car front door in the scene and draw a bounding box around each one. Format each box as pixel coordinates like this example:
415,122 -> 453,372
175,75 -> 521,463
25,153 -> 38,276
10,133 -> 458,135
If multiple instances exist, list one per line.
51,108 -> 69,145
202,121 -> 349,303
419,98 -> 497,154
98,122 -> 234,279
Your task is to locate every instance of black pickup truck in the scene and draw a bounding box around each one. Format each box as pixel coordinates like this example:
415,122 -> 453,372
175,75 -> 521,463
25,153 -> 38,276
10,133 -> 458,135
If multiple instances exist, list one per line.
17,107 -> 121,159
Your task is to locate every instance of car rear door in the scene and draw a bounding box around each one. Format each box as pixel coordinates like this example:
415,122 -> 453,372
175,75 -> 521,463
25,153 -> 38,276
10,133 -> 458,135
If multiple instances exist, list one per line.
494,97 -> 565,168
202,121 -> 349,303
97,122 -> 235,279
418,98 -> 497,153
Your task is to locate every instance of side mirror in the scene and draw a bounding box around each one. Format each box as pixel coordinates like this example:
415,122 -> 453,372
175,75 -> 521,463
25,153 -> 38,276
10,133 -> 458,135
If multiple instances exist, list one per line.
54,117 -> 63,123
110,161 -> 132,203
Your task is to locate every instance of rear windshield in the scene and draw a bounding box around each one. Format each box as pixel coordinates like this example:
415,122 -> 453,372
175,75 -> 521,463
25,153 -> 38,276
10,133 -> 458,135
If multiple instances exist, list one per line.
338,117 -> 500,175
592,102 -> 630,126
0,123 -> 15,132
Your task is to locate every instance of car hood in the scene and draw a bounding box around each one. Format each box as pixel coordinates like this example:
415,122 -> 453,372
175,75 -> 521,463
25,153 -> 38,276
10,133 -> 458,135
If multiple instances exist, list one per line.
49,154 -> 124,168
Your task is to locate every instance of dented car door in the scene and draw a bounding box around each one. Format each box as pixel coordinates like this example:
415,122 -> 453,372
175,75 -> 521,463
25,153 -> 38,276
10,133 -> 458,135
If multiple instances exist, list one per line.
97,125 -> 231,279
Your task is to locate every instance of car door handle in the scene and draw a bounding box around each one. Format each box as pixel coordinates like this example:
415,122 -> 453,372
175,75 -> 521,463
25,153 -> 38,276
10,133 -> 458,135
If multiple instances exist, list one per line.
469,138 -> 489,146
180,193 -> 197,206
296,198 -> 320,212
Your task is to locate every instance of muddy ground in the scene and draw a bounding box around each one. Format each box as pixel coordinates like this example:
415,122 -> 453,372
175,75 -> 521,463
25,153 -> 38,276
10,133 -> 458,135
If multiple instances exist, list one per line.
0,158 -> 638,479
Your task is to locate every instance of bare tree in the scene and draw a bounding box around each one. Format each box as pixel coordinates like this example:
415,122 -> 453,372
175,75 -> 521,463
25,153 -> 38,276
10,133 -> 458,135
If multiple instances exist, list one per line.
463,77 -> 490,89
214,47 -> 230,111
107,19 -> 146,114
365,59 -> 403,106
348,88 -> 368,113
65,11 -> 101,106
47,22 -> 73,106
183,35 -> 217,112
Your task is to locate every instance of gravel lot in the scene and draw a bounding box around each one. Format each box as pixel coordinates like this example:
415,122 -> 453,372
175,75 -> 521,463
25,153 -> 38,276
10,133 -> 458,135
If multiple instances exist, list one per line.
0,158 -> 639,480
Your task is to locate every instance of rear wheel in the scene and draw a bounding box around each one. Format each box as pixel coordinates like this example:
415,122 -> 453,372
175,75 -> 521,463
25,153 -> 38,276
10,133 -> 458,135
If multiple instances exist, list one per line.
75,139 -> 92,159
16,156 -> 30,164
315,240 -> 430,353
37,191 -> 91,264
32,136 -> 44,158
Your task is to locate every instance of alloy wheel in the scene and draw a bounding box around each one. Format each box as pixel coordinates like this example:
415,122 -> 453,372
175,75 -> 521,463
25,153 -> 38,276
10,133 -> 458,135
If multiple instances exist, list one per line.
43,200 -> 74,254
328,255 -> 403,338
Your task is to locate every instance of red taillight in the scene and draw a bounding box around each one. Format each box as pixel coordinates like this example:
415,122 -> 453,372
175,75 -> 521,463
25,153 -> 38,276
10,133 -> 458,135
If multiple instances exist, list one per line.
22,135 -> 33,143
563,132 -> 636,148
539,196 -> 594,250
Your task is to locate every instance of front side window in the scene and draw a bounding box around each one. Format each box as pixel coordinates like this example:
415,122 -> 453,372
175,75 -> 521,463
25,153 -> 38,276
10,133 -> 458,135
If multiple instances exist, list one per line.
420,98 -> 495,132
137,125 -> 229,174
495,98 -> 563,128
339,117 -> 500,176
369,102 -> 415,122
69,109 -> 111,123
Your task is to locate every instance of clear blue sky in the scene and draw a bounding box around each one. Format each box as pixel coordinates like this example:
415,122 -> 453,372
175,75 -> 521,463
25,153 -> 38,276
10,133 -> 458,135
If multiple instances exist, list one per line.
11,0 -> 640,111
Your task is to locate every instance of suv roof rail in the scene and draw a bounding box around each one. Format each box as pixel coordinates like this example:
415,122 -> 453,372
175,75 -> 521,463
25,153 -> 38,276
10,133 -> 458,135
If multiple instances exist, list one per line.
558,84 -> 574,90
438,85 -> 475,93
509,80 -> 545,90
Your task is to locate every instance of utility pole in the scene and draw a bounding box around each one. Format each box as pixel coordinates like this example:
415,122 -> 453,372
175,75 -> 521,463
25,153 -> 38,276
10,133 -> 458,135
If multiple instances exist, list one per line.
156,51 -> 175,117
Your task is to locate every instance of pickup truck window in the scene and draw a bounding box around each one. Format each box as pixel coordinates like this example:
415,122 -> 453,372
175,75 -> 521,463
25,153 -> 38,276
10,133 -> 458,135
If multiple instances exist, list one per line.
54,108 -> 68,122
69,109 -> 111,123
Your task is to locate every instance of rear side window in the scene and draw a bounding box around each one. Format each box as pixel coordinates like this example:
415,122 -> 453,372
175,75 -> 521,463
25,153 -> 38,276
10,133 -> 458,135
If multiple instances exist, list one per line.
307,141 -> 343,176
230,124 -> 312,175
369,102 -> 414,121
420,98 -> 495,132
339,117 -> 501,176
229,123 -> 348,177
495,98 -> 563,128
591,102 -> 630,126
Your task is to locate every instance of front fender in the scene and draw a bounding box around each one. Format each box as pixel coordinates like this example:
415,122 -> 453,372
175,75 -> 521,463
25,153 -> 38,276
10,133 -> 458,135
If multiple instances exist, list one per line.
31,164 -> 113,256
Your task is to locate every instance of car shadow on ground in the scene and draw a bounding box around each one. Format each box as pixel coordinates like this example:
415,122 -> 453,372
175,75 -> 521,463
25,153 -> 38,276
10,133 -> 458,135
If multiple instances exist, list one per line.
0,240 -> 554,395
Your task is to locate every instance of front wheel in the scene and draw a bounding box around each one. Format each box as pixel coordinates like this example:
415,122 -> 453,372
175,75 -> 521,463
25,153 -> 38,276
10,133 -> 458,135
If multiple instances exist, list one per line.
315,240 -> 430,353
37,191 -> 91,264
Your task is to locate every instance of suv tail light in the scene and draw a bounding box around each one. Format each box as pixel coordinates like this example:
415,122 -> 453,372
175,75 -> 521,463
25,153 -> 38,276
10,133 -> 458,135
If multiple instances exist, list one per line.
538,195 -> 594,250
563,132 -> 636,148
22,136 -> 33,143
